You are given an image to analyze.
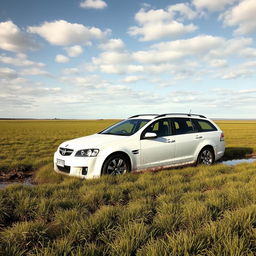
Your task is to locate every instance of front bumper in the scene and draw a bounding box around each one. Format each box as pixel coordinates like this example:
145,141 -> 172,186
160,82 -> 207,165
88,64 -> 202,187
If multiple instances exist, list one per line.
53,151 -> 102,179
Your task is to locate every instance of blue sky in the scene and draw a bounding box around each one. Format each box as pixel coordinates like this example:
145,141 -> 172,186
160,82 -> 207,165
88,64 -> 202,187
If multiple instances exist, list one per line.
0,0 -> 256,119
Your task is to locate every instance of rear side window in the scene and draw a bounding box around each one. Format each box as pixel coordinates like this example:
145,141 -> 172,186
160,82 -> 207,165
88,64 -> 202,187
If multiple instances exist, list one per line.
193,119 -> 217,132
172,118 -> 195,135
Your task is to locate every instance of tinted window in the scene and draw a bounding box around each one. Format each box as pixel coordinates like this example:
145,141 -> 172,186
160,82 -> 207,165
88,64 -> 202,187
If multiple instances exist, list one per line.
172,118 -> 195,135
194,119 -> 217,132
143,119 -> 172,137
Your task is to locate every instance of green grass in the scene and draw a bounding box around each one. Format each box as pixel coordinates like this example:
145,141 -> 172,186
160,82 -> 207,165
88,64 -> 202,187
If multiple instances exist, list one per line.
0,119 -> 117,173
1,163 -> 256,255
217,120 -> 256,157
0,119 -> 256,255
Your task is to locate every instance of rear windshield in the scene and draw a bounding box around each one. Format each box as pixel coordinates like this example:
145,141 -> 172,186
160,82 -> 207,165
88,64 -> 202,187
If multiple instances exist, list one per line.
99,119 -> 150,136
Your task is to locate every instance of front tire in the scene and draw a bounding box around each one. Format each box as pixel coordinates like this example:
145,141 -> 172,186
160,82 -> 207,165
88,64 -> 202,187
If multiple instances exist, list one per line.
102,154 -> 130,175
197,148 -> 214,165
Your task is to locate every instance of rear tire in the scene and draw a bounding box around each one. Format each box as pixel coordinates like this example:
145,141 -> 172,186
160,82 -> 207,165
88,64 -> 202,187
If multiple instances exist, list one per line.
102,154 -> 130,175
197,147 -> 214,165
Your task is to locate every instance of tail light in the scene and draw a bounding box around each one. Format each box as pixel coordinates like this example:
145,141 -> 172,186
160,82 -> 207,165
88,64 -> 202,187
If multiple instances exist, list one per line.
220,132 -> 225,141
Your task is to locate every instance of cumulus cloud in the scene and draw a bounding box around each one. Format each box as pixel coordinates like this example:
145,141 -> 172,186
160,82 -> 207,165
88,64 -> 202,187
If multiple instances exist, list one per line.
93,51 -> 131,65
0,53 -> 45,67
91,51 -> 139,74
80,0 -> 107,9
221,0 -> 256,35
168,3 -> 197,20
0,21 -> 38,52
28,20 -> 110,46
128,7 -> 197,41
99,39 -> 125,51
193,0 -> 237,12
65,45 -> 83,57
55,54 -> 70,63
132,35 -> 225,63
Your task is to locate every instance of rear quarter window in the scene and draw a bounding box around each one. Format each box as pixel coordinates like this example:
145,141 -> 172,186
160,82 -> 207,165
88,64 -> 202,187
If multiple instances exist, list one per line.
194,119 -> 217,132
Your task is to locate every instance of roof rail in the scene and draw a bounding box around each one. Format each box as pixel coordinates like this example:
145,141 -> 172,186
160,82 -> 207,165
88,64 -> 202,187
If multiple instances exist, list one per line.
129,114 -> 158,119
154,113 -> 206,119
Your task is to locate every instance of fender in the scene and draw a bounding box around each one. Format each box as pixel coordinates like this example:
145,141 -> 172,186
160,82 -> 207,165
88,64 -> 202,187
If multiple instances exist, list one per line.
194,138 -> 217,160
92,146 -> 138,176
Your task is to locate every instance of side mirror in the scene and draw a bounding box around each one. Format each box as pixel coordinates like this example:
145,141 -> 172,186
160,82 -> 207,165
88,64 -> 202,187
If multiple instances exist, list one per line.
143,132 -> 157,139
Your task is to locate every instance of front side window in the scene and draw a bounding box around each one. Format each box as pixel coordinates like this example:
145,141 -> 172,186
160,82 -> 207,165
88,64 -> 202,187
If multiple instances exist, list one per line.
100,119 -> 149,136
142,119 -> 172,137
172,118 -> 195,135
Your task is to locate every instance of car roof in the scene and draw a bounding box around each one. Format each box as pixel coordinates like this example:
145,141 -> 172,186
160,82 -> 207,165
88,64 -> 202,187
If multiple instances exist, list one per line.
129,113 -> 207,120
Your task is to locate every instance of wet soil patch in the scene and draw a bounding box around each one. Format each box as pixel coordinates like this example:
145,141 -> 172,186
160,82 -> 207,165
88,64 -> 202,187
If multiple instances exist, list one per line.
0,165 -> 35,188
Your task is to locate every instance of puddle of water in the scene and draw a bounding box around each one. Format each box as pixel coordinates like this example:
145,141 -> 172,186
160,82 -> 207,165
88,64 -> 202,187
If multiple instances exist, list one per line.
0,178 -> 34,189
221,158 -> 256,166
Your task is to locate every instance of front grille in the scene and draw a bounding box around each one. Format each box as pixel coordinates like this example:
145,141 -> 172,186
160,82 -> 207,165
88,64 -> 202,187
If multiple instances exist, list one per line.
59,147 -> 73,156
57,165 -> 70,174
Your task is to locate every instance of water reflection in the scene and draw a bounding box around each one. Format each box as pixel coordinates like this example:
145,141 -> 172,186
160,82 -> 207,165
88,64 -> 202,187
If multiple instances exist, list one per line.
221,158 -> 256,166
0,177 -> 33,189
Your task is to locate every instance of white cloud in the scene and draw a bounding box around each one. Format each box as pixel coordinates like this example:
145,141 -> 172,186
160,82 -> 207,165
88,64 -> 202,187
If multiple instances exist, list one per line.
240,48 -> 256,58
99,39 -> 125,51
63,67 -> 80,75
128,8 -> 197,41
0,21 -> 38,52
133,35 -> 225,63
93,51 -> 131,65
221,64 -> 255,79
209,59 -> 228,68
0,53 -> 45,67
123,76 -> 143,83
65,45 -> 83,57
0,67 -> 18,79
91,50 -> 144,74
221,0 -> 256,35
80,0 -> 107,9
55,54 -> 70,63
168,3 -> 197,20
21,67 -> 50,76
193,0 -> 237,12
28,20 -> 110,46
62,75 -> 102,88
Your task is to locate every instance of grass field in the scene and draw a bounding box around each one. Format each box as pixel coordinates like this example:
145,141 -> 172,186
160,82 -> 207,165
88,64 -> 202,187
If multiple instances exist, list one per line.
0,119 -> 256,255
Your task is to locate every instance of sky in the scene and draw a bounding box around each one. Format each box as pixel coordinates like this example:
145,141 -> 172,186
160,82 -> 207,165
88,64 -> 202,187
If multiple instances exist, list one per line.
0,0 -> 256,119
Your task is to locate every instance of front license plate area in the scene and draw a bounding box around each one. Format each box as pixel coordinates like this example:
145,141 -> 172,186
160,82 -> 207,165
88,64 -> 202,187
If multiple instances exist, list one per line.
57,159 -> 65,167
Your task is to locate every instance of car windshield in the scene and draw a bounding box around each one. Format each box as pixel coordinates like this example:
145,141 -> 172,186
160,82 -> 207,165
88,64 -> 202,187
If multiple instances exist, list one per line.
99,119 -> 150,136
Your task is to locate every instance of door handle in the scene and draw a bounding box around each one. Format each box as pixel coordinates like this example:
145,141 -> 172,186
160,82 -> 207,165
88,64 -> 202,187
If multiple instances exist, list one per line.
167,139 -> 176,143
195,135 -> 203,139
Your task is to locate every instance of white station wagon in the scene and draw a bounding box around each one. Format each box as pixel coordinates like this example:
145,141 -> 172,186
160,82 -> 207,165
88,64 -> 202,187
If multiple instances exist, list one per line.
54,113 -> 225,179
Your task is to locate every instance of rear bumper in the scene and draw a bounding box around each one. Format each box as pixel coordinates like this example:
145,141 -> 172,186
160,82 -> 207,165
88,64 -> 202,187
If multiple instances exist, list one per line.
215,142 -> 225,161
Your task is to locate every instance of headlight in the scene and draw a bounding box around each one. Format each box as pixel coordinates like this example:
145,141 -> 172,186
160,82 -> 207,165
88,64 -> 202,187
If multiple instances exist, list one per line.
75,149 -> 99,157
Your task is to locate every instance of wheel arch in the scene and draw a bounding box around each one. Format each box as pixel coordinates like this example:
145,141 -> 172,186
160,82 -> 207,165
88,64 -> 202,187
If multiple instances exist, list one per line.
197,145 -> 215,164
101,151 -> 132,175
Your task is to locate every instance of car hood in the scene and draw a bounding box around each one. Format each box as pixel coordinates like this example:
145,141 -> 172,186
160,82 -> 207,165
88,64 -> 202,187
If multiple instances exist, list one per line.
59,133 -> 130,150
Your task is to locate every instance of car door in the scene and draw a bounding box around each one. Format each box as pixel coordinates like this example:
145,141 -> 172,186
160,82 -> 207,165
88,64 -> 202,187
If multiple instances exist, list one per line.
171,118 -> 200,163
139,119 -> 176,168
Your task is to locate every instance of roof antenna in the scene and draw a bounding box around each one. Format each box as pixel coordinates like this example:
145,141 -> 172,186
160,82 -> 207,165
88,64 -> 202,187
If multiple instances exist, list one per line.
189,109 -> 192,115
